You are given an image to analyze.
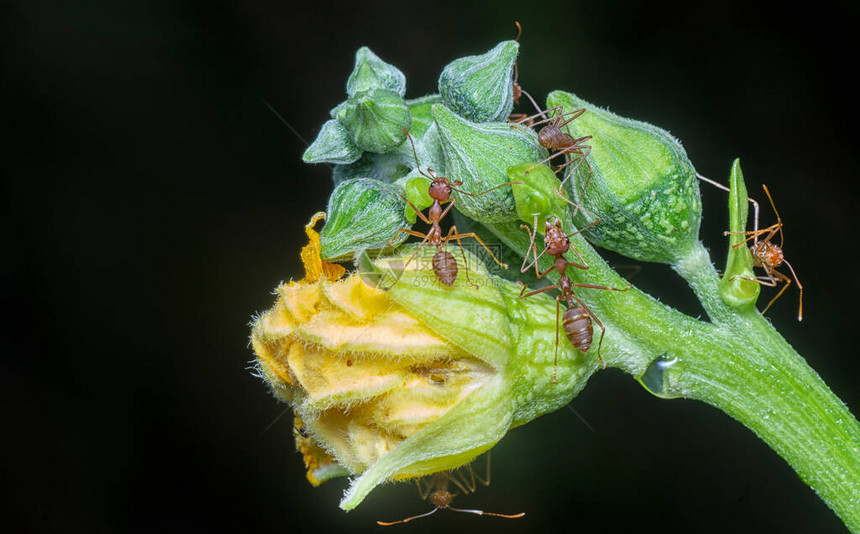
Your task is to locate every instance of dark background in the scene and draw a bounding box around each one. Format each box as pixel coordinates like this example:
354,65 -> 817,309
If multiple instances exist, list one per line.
3,1 -> 859,533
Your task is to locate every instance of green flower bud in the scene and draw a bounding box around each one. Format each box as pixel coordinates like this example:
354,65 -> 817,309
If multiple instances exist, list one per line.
439,41 -> 519,122
433,103 -> 547,223
546,90 -> 702,264
319,178 -> 408,260
719,158 -> 761,308
303,119 -> 362,165
252,234 -> 598,511
346,46 -> 407,97
337,88 -> 411,153
331,122 -> 443,185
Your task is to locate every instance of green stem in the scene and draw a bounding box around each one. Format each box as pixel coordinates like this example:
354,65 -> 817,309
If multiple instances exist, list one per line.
486,214 -> 860,532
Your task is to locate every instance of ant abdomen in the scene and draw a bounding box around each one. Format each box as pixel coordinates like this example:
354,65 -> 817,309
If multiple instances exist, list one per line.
537,125 -> 563,148
563,307 -> 593,352
433,250 -> 458,286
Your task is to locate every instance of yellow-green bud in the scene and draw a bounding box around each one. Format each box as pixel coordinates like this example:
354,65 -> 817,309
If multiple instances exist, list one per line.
252,225 -> 598,511
438,41 -> 519,122
303,119 -> 363,165
319,178 -> 407,260
337,88 -> 411,153
433,103 -> 547,223
546,90 -> 702,264
346,46 -> 407,97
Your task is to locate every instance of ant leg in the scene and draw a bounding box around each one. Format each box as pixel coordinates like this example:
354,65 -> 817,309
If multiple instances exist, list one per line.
781,259 -> 803,321
400,193 -> 433,226
382,230 -> 434,290
518,281 -> 560,299
446,229 -> 509,270
760,270 -> 792,317
520,216 -> 550,275
388,227 -> 429,247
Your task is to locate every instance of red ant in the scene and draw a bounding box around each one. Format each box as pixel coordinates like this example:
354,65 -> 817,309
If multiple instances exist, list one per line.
377,456 -> 524,526
511,106 -> 594,217
519,216 -> 630,381
697,174 -> 803,321
387,130 -> 516,288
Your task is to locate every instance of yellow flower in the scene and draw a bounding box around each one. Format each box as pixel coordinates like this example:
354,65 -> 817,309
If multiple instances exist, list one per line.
251,213 -> 597,510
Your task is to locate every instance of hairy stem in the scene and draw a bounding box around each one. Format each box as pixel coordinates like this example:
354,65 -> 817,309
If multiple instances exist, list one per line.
485,211 -> 860,532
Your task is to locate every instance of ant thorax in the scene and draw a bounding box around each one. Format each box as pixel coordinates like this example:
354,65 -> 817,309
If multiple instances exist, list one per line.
752,241 -> 784,269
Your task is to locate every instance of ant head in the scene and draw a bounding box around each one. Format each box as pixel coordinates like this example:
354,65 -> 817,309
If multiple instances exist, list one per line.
430,489 -> 453,509
428,179 -> 451,201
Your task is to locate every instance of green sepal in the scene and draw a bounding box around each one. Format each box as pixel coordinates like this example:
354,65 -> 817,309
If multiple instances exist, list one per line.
433,103 -> 547,223
319,178 -> 409,261
438,41 -> 519,122
508,162 -> 570,233
719,158 -> 761,308
337,88 -> 411,153
546,91 -> 702,264
346,47 -> 407,97
303,119 -> 363,165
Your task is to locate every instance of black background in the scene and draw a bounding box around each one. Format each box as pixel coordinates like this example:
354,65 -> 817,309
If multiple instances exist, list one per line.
3,1 -> 859,533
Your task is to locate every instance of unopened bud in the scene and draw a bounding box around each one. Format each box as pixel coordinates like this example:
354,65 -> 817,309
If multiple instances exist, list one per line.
439,41 -> 519,122
546,90 -> 702,264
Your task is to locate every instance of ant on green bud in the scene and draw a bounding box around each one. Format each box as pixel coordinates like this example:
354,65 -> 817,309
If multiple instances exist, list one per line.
698,174 -> 803,321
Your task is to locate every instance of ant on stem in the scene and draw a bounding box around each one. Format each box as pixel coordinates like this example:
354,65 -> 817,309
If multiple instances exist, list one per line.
519,216 -> 630,381
377,456 -> 524,526
386,130 -> 517,288
697,174 -> 803,321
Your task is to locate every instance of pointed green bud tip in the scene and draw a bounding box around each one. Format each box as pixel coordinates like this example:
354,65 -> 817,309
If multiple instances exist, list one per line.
336,88 -> 411,153
319,178 -> 408,261
546,90 -> 702,264
439,41 -> 519,122
303,119 -> 363,165
433,103 -> 547,223
719,158 -> 761,308
346,47 -> 407,97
